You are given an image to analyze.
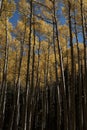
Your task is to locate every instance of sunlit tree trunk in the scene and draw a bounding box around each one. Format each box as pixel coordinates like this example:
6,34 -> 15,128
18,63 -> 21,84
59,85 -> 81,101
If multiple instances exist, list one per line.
28,13 -> 36,130
24,0 -> 33,129
12,20 -> 27,130
52,11 -> 61,130
0,13 -> 9,130
52,0 -> 68,130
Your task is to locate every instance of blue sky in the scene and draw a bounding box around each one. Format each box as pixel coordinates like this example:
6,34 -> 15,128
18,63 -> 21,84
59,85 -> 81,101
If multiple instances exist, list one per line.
9,0 -> 20,26
9,10 -> 20,26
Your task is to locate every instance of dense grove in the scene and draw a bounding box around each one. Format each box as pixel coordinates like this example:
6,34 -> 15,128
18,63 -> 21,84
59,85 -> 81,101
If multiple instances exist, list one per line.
0,0 -> 87,130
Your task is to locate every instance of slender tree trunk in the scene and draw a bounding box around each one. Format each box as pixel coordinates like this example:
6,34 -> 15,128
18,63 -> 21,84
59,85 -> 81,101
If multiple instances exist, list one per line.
0,13 -> 9,130
28,13 -> 36,130
11,21 -> 27,130
52,11 -> 61,130
36,36 -> 41,88
80,1 -> 87,129
68,1 -> 76,130
52,0 -> 68,129
74,3 -> 83,130
24,1 -> 33,129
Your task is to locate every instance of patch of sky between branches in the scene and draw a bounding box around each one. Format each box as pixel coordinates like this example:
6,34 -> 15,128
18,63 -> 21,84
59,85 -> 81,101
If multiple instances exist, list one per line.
9,0 -> 20,27
78,33 -> 83,43
9,10 -> 20,27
